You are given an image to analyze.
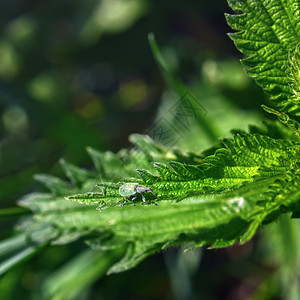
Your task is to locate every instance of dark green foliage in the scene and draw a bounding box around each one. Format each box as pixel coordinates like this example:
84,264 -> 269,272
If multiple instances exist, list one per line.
1,0 -> 300,299
226,0 -> 300,115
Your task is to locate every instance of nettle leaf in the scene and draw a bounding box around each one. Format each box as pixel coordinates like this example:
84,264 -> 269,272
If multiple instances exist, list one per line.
261,105 -> 300,137
289,43 -> 300,111
40,248 -> 125,300
70,133 -> 298,207
226,0 -> 300,115
85,134 -> 203,184
3,132 -> 298,275
248,119 -> 300,143
59,159 -> 96,187
2,0 -> 300,278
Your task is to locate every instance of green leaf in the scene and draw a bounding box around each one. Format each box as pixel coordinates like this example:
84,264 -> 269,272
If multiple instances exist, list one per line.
7,132 -> 298,275
0,243 -> 44,276
148,32 -> 186,96
59,158 -> 96,187
87,147 -> 135,181
260,215 -> 300,300
1,131 -> 300,276
289,43 -> 300,113
34,174 -> 75,196
249,118 -> 300,143
261,105 -> 300,137
41,248 -> 125,300
0,235 -> 27,258
2,0 -> 300,290
68,133 -> 300,207
226,0 -> 300,115
148,33 -> 221,142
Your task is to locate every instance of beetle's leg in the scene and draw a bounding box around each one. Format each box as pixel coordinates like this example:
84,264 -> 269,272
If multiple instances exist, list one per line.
120,196 -> 136,206
142,193 -> 158,206
141,193 -> 146,203
131,196 -> 137,205
119,197 -> 127,206
150,191 -> 157,198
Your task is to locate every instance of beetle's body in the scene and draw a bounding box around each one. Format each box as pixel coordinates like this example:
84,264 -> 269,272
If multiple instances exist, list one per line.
119,176 -> 161,206
119,183 -> 151,197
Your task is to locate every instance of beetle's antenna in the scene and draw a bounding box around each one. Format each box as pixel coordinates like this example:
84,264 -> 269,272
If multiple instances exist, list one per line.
150,175 -> 162,188
149,190 -> 157,198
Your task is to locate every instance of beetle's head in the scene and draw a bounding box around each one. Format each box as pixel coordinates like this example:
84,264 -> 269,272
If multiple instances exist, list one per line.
146,186 -> 154,193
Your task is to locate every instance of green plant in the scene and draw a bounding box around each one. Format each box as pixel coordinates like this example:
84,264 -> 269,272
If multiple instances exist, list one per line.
1,0 -> 300,298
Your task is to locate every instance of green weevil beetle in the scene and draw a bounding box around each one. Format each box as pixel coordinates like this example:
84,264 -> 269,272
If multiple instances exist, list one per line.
119,175 -> 162,206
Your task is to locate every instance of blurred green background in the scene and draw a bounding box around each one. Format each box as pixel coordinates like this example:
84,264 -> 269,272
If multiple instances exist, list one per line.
0,0 -> 281,299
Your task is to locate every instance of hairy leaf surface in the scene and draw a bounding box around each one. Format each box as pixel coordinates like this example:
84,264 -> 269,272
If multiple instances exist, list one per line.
1,133 -> 298,274
226,0 -> 300,115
